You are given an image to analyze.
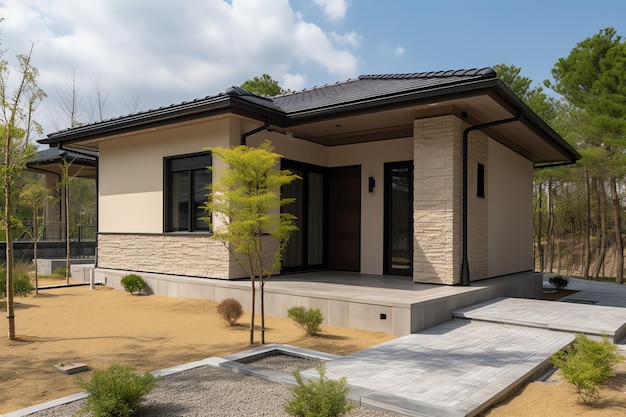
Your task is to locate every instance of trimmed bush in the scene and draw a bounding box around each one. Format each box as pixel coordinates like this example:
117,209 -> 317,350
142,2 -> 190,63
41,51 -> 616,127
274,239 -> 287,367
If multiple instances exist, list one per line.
285,362 -> 353,417
549,275 -> 569,290
120,274 -> 146,295
551,334 -> 623,404
76,364 -> 159,417
217,298 -> 244,326
287,306 -> 324,336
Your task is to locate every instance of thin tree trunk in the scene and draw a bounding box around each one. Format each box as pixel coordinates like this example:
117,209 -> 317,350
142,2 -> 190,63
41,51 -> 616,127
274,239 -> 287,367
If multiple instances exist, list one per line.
582,167 -> 591,279
34,206 -> 39,295
5,183 -> 15,340
610,177 -> 623,284
593,178 -> 607,279
65,180 -> 70,284
250,274 -> 255,344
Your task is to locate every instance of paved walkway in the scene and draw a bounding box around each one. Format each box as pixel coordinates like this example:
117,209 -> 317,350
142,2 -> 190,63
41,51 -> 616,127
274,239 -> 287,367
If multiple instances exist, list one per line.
308,321 -> 573,417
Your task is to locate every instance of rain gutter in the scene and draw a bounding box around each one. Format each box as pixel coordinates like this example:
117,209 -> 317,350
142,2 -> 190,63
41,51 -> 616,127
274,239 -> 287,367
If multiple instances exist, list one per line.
461,112 -> 523,286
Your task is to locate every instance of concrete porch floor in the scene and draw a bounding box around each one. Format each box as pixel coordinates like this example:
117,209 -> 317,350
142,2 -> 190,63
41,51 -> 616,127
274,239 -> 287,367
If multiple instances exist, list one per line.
95,268 -> 542,336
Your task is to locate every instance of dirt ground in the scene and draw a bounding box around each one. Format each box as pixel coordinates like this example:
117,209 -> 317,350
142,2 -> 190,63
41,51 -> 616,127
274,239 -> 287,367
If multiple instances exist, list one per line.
1,279 -> 626,416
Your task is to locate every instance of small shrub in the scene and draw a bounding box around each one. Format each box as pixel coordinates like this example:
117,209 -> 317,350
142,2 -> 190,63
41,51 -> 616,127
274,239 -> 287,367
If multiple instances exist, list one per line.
549,275 -> 569,290
285,362 -> 353,417
217,298 -> 244,326
0,264 -> 34,298
287,306 -> 324,336
551,334 -> 623,404
76,364 -> 159,417
53,266 -> 67,277
120,274 -> 146,295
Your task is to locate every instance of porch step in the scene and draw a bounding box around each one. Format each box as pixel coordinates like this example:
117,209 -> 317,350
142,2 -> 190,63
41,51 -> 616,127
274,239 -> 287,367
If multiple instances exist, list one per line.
453,296 -> 626,342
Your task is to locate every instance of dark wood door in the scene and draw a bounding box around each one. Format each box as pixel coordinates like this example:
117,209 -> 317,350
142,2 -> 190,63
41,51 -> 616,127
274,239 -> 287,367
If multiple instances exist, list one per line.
328,166 -> 361,271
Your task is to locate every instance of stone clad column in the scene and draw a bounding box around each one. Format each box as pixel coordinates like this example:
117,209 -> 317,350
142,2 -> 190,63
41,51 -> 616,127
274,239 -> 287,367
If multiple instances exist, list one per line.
413,115 -> 465,284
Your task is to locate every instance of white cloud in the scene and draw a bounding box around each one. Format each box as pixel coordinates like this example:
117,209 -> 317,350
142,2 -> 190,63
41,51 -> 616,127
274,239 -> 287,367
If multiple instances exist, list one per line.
313,0 -> 350,21
331,31 -> 361,48
0,0 -> 361,137
395,46 -> 406,56
282,73 -> 307,92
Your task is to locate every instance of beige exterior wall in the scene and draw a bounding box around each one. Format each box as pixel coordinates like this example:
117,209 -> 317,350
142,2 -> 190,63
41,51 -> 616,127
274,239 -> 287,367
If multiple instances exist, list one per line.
94,115 -> 534,283
99,118 -> 235,233
487,140 -> 534,276
467,130 -> 489,281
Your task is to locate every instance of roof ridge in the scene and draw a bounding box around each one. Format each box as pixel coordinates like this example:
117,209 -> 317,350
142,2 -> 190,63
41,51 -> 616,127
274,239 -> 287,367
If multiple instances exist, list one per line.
358,67 -> 496,80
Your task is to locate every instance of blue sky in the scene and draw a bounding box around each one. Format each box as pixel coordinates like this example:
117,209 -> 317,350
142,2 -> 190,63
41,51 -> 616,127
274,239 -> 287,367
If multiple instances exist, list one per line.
0,0 -> 624,138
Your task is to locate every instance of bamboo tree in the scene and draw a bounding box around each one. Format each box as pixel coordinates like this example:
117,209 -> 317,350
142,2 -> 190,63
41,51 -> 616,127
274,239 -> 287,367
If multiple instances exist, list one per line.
0,41 -> 46,339
203,141 -> 298,344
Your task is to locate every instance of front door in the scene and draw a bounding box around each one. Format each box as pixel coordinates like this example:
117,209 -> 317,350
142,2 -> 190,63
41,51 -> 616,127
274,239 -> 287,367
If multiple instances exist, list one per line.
384,161 -> 413,275
328,166 -> 361,271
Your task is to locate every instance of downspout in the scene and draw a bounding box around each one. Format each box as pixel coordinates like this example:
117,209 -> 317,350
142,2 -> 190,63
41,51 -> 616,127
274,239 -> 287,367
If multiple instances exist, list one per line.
534,160 -> 577,170
241,119 -> 270,146
59,144 -> 99,267
461,112 -> 522,286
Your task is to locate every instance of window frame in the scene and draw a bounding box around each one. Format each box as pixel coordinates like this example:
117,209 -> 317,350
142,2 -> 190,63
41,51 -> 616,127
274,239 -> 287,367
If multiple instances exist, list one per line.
163,151 -> 212,233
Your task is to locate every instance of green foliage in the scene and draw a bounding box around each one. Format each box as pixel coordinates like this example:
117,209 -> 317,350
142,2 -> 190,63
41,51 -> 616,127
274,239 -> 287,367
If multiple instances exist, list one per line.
285,362 -> 353,417
240,73 -> 287,96
53,267 -> 68,277
549,275 -> 569,290
551,334 -> 623,404
120,274 -> 145,295
203,141 -> 299,344
0,264 -> 34,297
76,364 -> 159,417
217,298 -> 244,326
287,306 -> 324,336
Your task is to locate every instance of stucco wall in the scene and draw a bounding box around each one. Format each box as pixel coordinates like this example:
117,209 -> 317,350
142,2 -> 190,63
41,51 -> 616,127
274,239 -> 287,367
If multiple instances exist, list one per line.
487,139 -> 534,276
99,118 -> 233,233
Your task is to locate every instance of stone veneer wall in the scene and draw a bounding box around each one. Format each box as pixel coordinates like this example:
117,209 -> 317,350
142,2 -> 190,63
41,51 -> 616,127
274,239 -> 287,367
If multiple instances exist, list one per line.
413,115 -> 490,284
413,115 -> 464,284
98,233 -> 232,278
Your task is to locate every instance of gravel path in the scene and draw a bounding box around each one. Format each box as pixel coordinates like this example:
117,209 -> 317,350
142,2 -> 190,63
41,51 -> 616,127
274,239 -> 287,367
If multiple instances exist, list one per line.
25,356 -> 403,417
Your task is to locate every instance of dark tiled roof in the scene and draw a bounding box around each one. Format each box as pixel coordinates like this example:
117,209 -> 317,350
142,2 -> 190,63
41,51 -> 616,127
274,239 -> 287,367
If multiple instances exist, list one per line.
28,146 -> 97,165
270,67 -> 496,115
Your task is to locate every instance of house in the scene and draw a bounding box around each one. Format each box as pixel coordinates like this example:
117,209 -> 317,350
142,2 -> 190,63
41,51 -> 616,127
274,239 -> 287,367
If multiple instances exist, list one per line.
36,67 -> 579,300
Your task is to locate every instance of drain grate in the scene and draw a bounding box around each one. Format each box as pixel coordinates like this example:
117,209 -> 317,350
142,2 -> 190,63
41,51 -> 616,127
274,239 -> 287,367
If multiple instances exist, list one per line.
562,298 -> 598,305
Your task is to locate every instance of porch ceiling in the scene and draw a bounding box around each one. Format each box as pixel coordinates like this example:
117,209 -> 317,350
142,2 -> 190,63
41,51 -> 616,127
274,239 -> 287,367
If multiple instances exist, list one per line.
278,93 -> 571,165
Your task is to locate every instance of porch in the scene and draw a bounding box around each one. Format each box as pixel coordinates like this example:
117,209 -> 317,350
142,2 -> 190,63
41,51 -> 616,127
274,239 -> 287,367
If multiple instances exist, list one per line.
93,269 -> 542,336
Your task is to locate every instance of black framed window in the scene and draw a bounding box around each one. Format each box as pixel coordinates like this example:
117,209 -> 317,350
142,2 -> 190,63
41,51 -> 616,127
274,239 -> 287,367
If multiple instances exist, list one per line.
477,163 -> 485,198
164,152 -> 212,232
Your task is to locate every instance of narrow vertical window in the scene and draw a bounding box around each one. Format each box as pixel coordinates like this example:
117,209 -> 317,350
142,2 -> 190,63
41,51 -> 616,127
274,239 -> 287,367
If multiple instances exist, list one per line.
477,163 -> 485,198
164,152 -> 212,232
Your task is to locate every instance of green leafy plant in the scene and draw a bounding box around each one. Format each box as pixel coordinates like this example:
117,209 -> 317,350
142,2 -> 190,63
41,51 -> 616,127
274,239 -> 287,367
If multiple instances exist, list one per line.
551,334 -> 623,404
53,266 -> 67,277
217,298 -> 244,326
76,364 -> 159,417
549,275 -> 569,290
120,274 -> 146,295
0,264 -> 34,298
285,362 -> 353,417
287,306 -> 324,336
